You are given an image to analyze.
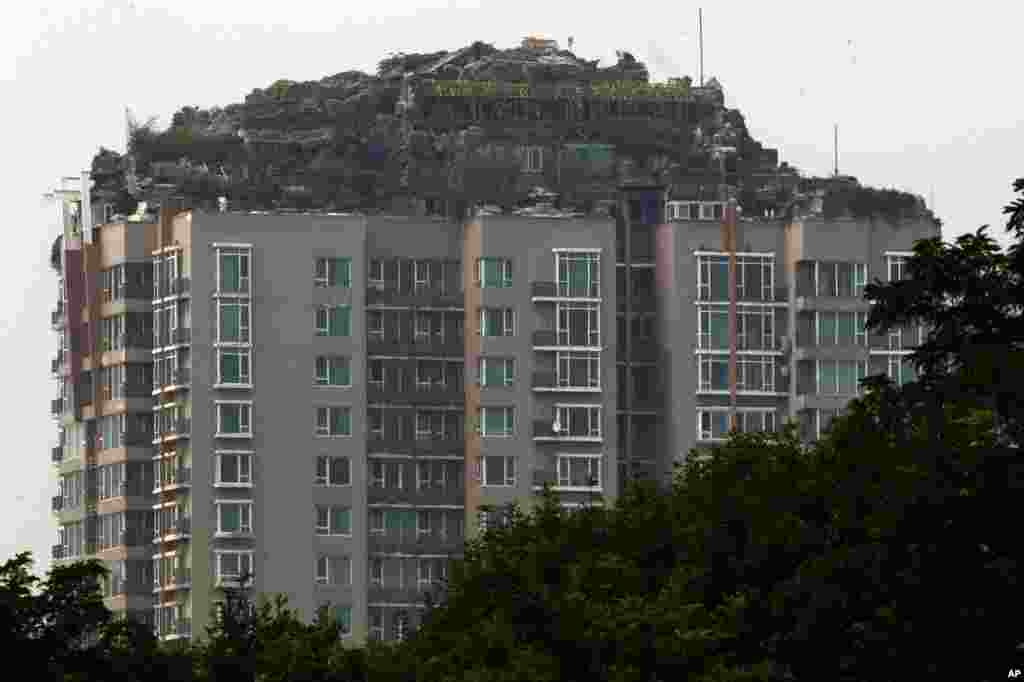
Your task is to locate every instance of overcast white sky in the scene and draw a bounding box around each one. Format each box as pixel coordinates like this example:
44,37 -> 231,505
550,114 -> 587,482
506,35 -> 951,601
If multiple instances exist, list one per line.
2,1 -> 1021,576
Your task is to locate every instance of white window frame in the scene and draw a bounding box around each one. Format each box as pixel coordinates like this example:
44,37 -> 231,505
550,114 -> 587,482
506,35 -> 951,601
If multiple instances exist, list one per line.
475,258 -> 513,288
736,355 -> 776,393
315,505 -> 352,537
696,254 -> 729,301
367,310 -> 384,336
369,509 -> 384,534
555,251 -> 601,298
478,407 -> 514,437
216,401 -> 252,437
314,356 -> 351,387
368,260 -> 384,288
217,348 -> 251,387
414,311 -> 432,339
886,253 -> 912,282
525,145 -> 544,173
735,255 -> 775,301
216,551 -> 253,586
414,260 -> 431,291
815,359 -> 868,395
481,455 -> 516,487
315,455 -> 351,487
217,247 -> 251,295
217,301 -> 251,345
697,305 -> 730,351
215,451 -> 253,487
479,308 -> 516,337
554,404 -> 602,439
315,406 -> 352,437
556,351 -> 601,388
315,306 -> 330,336
215,500 -> 253,536
370,558 -> 383,586
479,357 -> 515,387
735,306 -> 776,351
556,302 -> 601,346
698,354 -> 730,393
556,453 -> 602,490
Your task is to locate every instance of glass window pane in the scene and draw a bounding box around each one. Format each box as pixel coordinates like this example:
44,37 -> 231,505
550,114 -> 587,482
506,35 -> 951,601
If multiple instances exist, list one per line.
220,505 -> 240,532
837,313 -> 855,343
221,353 -> 240,383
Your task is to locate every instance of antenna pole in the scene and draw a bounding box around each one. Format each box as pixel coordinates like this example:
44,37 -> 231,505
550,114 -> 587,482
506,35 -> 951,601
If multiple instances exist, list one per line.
833,123 -> 838,176
698,8 -> 704,87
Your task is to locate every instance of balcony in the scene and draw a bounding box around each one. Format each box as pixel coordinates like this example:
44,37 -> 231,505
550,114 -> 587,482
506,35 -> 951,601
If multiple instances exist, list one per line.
367,484 -> 464,507
531,371 -> 600,392
368,531 -> 463,556
51,356 -> 63,376
366,335 -> 463,357
154,418 -> 191,442
50,398 -> 64,417
51,446 -> 63,464
154,277 -> 191,300
152,517 -> 192,543
51,544 -> 64,561
51,495 -> 63,512
366,282 -> 462,307
120,528 -> 149,547
154,368 -> 191,392
153,568 -> 192,593
366,383 -> 464,405
51,306 -> 65,330
119,331 -> 153,350
530,281 -> 601,300
154,468 -> 192,493
617,341 -> 660,363
531,419 -> 602,442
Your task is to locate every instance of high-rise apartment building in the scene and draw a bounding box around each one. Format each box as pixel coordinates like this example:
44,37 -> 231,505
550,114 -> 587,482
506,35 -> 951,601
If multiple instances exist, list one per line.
48,179 -> 939,644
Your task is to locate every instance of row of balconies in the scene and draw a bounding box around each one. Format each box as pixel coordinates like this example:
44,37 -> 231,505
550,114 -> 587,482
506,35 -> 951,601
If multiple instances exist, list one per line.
366,383 -> 463,404
366,282 -> 462,307
366,335 -> 462,357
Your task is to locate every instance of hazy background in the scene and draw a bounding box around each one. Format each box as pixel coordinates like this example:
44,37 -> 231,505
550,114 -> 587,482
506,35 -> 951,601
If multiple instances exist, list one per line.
2,0 -> 1020,576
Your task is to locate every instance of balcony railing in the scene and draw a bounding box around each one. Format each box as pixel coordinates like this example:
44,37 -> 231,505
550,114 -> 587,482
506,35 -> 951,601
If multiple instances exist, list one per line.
531,371 -> 600,390
530,281 -> 601,299
122,429 -> 153,447
51,445 -> 63,463
50,398 -> 64,417
155,418 -> 191,440
154,277 -> 191,300
154,468 -> 192,492
366,382 -> 464,404
366,282 -> 462,306
51,356 -> 62,375
51,495 -> 63,512
154,368 -> 191,392
153,568 -> 192,592
119,331 -> 153,350
51,307 -> 65,329
153,517 -> 192,542
366,335 -> 464,357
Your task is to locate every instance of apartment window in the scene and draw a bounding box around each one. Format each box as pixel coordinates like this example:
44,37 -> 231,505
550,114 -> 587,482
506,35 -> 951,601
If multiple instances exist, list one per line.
556,454 -> 602,489
479,357 -> 514,387
216,551 -> 253,584
217,301 -> 250,345
698,305 -> 729,350
215,453 -> 252,486
697,409 -> 731,441
888,354 -> 918,386
524,145 -> 543,173
855,263 -> 868,297
219,350 -> 251,385
697,254 -> 729,301
315,356 -> 351,386
315,556 -> 352,587
217,403 -> 251,436
557,303 -> 600,346
479,407 -> 514,437
735,255 -> 775,300
315,305 -> 351,337
556,351 -> 600,388
315,456 -> 351,486
556,251 -> 600,297
480,308 -> 515,337
816,261 -> 868,298
887,254 -> 910,282
367,310 -> 384,336
414,311 -> 432,339
315,407 -> 352,436
482,455 -> 516,486
368,260 -> 384,288
369,460 -> 405,490
315,506 -> 351,536
418,558 -> 448,586
736,306 -> 776,351
314,257 -> 352,288
735,410 -> 777,434
217,502 -> 253,535
218,248 -> 251,294
414,260 -> 431,290
476,258 -> 512,288
369,510 -> 384,534
334,606 -> 353,637
367,407 -> 383,438
384,510 -> 416,532
816,312 -> 869,346
369,558 -> 383,586
817,360 -> 867,395
699,354 -> 729,392
553,405 -> 602,438
736,355 -> 775,393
